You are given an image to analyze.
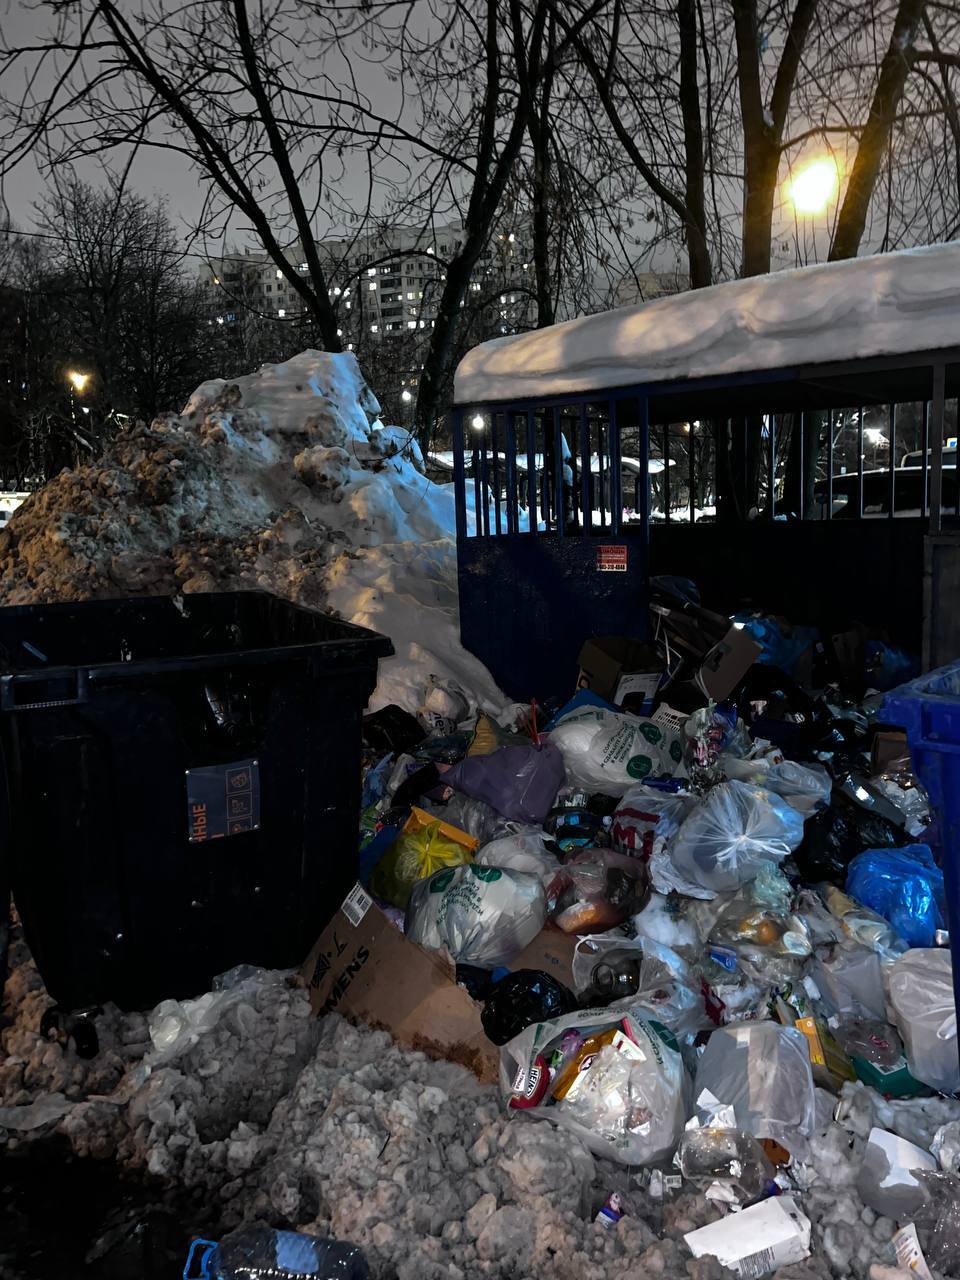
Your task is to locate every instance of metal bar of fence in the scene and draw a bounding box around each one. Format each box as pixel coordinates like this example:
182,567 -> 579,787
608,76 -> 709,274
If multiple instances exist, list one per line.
769,414 -> 777,518
579,402 -> 590,530
490,412 -> 502,535
827,410 -> 834,520
689,419 -> 696,523
553,407 -> 565,537
526,408 -> 538,534
472,435 -> 483,536
921,400 -> 930,518
798,412 -> 806,520
663,423 -> 671,524
639,398 -> 650,528
504,411 -> 518,535
609,399 -> 622,536
930,365 -> 947,535
888,403 -> 897,519
595,413 -> 606,531
857,406 -> 864,519
479,432 -> 490,537
452,409 -> 467,540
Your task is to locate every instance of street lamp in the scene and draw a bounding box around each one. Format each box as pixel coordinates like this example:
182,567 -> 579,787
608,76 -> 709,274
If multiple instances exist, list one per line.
66,369 -> 91,426
401,388 -> 413,404
787,157 -> 839,214
471,414 -> 485,431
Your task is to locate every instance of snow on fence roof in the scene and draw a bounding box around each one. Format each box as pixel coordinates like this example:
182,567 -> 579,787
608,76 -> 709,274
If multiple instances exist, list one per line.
454,242 -> 960,405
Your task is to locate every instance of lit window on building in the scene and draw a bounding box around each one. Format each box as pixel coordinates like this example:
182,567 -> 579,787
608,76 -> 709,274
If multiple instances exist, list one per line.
369,282 -> 377,291
278,309 -> 286,318
370,323 -> 378,333
407,320 -> 416,329
276,269 -> 283,279
367,267 -> 377,276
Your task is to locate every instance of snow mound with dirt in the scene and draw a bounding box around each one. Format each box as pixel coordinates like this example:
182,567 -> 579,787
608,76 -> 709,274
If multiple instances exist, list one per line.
0,350 -> 511,718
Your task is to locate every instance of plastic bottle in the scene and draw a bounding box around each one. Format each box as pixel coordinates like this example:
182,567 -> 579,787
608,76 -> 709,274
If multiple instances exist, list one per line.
184,1229 -> 369,1280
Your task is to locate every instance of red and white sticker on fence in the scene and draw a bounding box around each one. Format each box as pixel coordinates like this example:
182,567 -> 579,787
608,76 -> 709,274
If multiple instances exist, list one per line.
596,544 -> 628,572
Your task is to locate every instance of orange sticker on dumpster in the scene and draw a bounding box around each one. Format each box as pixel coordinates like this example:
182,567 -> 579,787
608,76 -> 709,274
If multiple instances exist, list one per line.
596,544 -> 628,572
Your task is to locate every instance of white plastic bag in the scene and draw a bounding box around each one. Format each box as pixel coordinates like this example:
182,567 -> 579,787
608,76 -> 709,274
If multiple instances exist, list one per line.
611,785 -> 688,857
549,707 -> 682,797
888,949 -> 960,1094
475,826 -> 561,887
693,1021 -> 817,1160
763,761 -> 832,815
572,934 -> 711,1037
417,674 -> 470,736
499,1005 -> 688,1165
631,892 -> 703,950
670,781 -> 804,892
406,863 -> 546,967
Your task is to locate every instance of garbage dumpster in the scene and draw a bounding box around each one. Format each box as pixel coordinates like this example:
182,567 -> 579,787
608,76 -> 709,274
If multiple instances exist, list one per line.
882,663 -> 960,1076
0,592 -> 393,1013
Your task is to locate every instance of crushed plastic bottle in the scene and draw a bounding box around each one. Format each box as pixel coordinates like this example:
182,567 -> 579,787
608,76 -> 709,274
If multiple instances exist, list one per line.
677,1127 -> 778,1207
184,1229 -> 369,1280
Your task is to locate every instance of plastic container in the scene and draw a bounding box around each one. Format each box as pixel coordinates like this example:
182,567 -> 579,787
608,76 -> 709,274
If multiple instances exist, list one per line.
185,1229 -> 368,1280
883,664 -> 960,1080
0,592 -> 392,1011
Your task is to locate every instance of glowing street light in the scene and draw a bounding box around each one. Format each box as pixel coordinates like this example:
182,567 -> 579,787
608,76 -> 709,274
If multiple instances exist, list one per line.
67,370 -> 90,393
788,157 -> 839,214
470,414 -> 485,431
401,388 -> 413,403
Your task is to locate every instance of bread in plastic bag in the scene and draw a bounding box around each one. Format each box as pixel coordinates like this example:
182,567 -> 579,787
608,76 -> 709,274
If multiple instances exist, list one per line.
474,826 -> 562,886
369,807 -> 477,908
611,785 -> 688,858
670,780 -> 804,892
693,1021 -> 817,1160
888,948 -> 960,1094
547,848 -> 650,933
572,933 -> 712,1037
443,743 -> 565,824
499,1005 -> 688,1165
549,707 -> 682,796
406,863 -> 546,967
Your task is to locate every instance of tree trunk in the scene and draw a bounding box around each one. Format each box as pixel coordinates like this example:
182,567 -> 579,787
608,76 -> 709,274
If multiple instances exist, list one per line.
830,0 -> 928,260
678,0 -> 712,287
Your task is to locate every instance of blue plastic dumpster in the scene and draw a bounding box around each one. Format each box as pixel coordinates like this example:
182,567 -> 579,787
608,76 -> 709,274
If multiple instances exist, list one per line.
882,663 -> 960,1076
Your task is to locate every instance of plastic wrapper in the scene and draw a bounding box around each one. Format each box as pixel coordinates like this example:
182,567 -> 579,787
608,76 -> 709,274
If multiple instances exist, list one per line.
670,780 -> 804,892
421,792 -> 501,844
416,674 -> 470,736
474,826 -> 562,887
912,1169 -> 960,1275
549,706 -> 682,796
443,743 -> 565,825
499,1006 -> 688,1165
406,863 -> 546,967
572,934 -> 711,1036
820,884 -> 904,954
677,1127 -> 777,1206
846,844 -> 945,949
809,943 -> 887,1021
707,890 -> 811,959
480,969 -> 578,1045
762,760 -> 832,815
611,784 -> 688,858
186,1227 -> 369,1280
149,967 -> 281,1062
888,948 -> 960,1095
831,1017 -> 904,1068
369,808 -> 476,909
547,848 -> 650,934
683,704 -> 738,787
693,1021 -> 817,1159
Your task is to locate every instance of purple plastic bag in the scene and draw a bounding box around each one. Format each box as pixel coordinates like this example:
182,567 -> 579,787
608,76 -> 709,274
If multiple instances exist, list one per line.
444,743 -> 565,825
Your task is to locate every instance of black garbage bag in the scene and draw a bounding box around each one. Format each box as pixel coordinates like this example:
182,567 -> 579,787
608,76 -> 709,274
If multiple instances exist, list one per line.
481,969 -> 578,1045
736,664 -> 827,756
794,795 -> 906,885
362,705 -> 426,756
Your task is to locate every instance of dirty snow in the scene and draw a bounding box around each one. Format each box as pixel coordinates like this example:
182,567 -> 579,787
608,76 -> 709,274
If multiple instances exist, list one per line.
454,241 -> 960,403
0,350 -> 512,719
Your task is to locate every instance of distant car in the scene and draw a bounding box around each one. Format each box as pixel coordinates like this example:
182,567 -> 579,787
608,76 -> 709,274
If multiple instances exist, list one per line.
815,466 -> 958,518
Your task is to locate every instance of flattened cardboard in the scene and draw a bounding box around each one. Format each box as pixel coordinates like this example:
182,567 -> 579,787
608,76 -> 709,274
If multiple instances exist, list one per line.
301,886 -> 499,1083
577,636 -> 663,711
699,626 -> 761,701
511,925 -> 579,985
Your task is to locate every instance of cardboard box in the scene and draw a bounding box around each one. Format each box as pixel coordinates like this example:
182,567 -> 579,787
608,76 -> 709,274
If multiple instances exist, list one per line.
301,884 -> 500,1083
699,625 -> 762,701
871,729 -> 909,774
684,1195 -> 811,1277
851,1052 -> 927,1098
301,891 -> 579,1086
577,637 -> 663,713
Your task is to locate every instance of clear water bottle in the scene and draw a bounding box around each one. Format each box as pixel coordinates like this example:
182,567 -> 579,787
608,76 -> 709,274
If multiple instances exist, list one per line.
185,1228 -> 370,1280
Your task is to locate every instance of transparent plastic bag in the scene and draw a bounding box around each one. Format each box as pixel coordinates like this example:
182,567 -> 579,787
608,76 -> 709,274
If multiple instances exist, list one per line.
846,844 -> 945,949
913,1169 -> 960,1275
572,934 -> 711,1037
677,1127 -> 776,1206
547,849 -> 650,934
187,1228 -> 368,1280
406,863 -> 546,967
670,781 -> 804,892
475,826 -> 562,886
762,760 -> 832,815
888,948 -> 960,1094
693,1021 -> 817,1159
611,785 -> 688,858
831,1016 -> 903,1068
809,943 -> 887,1021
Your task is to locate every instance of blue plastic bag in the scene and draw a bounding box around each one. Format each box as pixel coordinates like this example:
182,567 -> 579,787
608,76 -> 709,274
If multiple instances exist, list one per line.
732,614 -> 819,678
846,844 -> 945,948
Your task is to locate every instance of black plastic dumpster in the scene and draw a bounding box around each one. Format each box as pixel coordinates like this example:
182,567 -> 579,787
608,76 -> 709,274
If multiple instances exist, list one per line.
0,591 -> 393,1012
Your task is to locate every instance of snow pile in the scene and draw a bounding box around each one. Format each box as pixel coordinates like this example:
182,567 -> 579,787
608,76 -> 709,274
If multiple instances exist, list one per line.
0,350 -> 511,718
455,241 -> 960,403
